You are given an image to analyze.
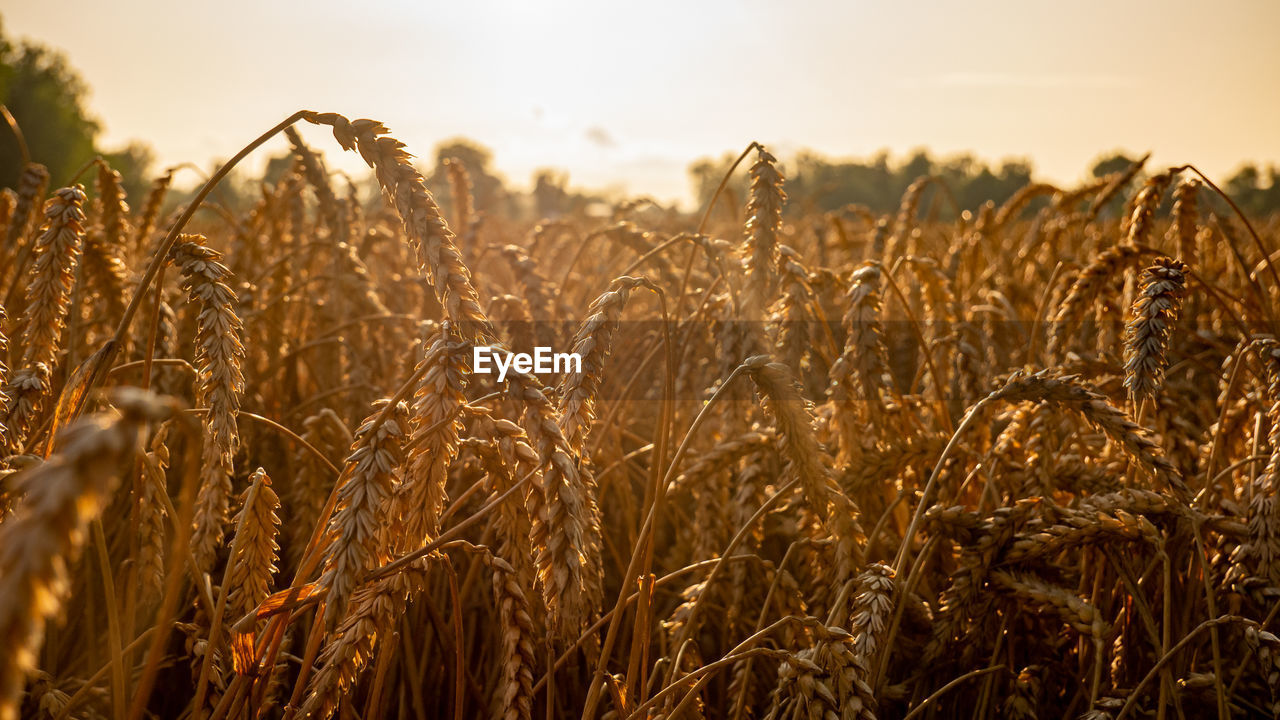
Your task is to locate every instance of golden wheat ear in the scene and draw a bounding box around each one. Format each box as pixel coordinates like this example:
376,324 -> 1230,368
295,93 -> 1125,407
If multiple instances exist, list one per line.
170,235 -> 246,574
317,399 -> 409,624
4,163 -> 48,250
0,389 -> 168,720
1123,257 -> 1187,409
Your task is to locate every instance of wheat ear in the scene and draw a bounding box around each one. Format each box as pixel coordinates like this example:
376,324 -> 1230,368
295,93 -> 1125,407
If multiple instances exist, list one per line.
773,245 -> 817,371
474,547 -> 537,720
1123,257 -> 1187,407
444,157 -> 474,234
748,359 -> 865,583
94,160 -> 132,249
302,112 -> 496,342
991,571 -> 1107,639
0,189 -> 14,243
136,422 -> 171,599
4,163 -> 48,248
742,146 -> 786,308
171,235 -> 246,572
1122,172 -> 1172,247
1047,244 -> 1146,361
320,400 -> 409,623
766,625 -> 876,720
18,185 -> 87,372
557,275 -> 652,453
1168,177 -> 1199,264
132,168 -> 173,254
394,327 -> 467,547
0,363 -> 48,454
849,562 -> 894,667
226,467 -> 281,621
1230,341 -> 1280,589
288,410 -> 350,569
297,561 -> 432,720
505,366 -> 602,639
884,176 -> 930,262
468,416 -> 539,595
991,370 -> 1188,501
828,261 -> 891,426
84,163 -> 132,326
0,390 -> 163,720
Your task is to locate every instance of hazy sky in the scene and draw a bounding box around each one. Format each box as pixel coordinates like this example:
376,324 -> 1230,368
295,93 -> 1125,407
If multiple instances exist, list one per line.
4,0 -> 1280,206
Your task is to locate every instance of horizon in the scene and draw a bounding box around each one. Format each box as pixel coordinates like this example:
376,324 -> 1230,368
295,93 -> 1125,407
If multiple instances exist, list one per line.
4,0 -> 1280,207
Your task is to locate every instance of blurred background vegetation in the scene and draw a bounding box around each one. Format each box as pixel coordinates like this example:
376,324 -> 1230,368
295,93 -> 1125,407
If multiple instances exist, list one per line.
3,15 -> 1279,221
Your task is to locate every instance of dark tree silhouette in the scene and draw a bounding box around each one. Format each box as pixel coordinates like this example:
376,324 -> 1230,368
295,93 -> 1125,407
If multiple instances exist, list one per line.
0,17 -> 151,196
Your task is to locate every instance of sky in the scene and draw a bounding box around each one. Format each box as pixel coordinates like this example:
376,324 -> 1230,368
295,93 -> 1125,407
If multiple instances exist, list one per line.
4,0 -> 1280,207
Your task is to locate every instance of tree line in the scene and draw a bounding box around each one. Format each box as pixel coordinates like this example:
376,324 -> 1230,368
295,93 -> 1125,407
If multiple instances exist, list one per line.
3,16 -> 1279,219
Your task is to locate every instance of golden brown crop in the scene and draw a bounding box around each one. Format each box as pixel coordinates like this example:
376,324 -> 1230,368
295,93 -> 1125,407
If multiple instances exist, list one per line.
0,112 -> 1278,720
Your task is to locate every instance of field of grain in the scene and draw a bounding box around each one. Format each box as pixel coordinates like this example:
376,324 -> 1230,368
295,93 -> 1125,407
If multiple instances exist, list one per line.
0,111 -> 1278,720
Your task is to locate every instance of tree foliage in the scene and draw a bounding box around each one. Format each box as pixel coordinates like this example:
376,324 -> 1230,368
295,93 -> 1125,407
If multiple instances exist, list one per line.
0,17 -> 151,196
689,148 -> 1035,220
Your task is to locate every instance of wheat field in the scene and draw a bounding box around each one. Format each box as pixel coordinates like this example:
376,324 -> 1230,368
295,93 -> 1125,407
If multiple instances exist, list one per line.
0,110 -> 1278,720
